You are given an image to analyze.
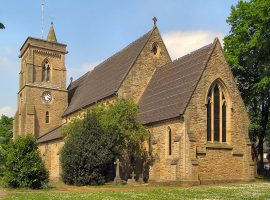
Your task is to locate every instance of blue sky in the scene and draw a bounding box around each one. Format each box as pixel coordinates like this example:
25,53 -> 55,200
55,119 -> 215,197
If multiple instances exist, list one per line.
0,0 -> 238,117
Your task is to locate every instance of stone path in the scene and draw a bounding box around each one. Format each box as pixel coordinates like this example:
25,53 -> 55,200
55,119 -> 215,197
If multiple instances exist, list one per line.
0,188 -> 7,198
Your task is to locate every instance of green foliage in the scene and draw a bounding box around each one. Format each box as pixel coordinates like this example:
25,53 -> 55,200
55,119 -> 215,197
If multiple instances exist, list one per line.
0,22 -> 4,29
224,0 -> 270,172
60,112 -> 114,185
60,99 -> 149,185
3,135 -> 48,189
0,115 -> 13,177
100,99 -> 149,160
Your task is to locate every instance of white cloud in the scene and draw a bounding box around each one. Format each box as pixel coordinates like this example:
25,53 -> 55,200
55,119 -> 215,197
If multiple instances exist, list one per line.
0,106 -> 15,117
162,30 -> 224,60
67,61 -> 101,81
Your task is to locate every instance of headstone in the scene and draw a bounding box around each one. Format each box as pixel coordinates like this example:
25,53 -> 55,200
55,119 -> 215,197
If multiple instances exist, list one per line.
114,158 -> 123,185
127,171 -> 136,185
137,173 -> 144,183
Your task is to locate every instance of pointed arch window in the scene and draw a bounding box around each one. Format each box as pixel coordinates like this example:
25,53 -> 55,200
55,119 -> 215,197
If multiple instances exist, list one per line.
45,111 -> 50,124
42,60 -> 51,82
46,66 -> 50,81
42,66 -> 46,81
168,127 -> 172,155
207,83 -> 228,143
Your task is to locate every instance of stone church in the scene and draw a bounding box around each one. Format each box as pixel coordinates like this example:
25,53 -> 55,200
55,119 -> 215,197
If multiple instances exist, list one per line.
13,21 -> 255,184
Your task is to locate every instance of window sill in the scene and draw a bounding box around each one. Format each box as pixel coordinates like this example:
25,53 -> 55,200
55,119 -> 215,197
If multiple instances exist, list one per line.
206,142 -> 233,150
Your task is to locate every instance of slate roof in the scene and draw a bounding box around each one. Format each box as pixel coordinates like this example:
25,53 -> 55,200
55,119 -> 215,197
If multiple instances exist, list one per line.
37,124 -> 65,143
63,30 -> 152,116
137,40 -> 216,124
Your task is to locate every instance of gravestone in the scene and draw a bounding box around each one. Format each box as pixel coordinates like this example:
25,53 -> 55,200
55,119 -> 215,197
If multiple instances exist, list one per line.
114,158 -> 123,185
137,173 -> 144,183
127,171 -> 136,185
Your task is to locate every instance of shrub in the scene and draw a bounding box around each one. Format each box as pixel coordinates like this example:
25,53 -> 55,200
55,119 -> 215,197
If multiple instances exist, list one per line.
60,111 -> 115,185
0,115 -> 13,178
3,135 -> 48,189
60,99 -> 150,185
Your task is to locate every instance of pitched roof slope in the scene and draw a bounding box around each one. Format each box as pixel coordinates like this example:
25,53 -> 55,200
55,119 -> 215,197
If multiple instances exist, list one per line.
137,41 -> 216,124
37,124 -> 65,143
63,30 -> 152,116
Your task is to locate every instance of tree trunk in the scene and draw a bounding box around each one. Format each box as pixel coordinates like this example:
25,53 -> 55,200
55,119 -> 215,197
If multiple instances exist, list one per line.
257,97 -> 270,175
257,136 -> 264,174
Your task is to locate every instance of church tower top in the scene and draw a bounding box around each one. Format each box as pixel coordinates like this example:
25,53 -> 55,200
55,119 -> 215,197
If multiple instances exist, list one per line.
47,22 -> 57,43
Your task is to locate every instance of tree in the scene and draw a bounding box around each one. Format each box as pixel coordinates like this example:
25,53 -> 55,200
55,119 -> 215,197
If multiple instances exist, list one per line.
60,111 -> 114,185
0,23 -> 4,29
0,115 -> 13,177
60,99 -> 149,185
224,0 -> 270,174
102,99 -> 150,179
3,135 -> 48,189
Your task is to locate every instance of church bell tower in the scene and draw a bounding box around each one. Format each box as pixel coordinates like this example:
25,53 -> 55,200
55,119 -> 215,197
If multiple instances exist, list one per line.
13,23 -> 68,138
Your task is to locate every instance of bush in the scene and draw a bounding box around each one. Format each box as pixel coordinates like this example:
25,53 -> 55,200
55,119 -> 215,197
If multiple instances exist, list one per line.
3,135 -> 48,189
60,99 -> 150,185
0,115 -> 13,178
60,110 -> 115,185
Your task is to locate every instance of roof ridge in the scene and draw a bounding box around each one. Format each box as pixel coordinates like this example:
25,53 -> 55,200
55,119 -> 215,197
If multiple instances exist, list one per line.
64,28 -> 154,117
181,39 -> 217,115
137,39 -> 216,124
89,30 -> 151,74
71,30 -> 152,84
74,71 -> 90,84
117,27 -> 157,90
172,43 -> 213,63
151,42 -> 213,79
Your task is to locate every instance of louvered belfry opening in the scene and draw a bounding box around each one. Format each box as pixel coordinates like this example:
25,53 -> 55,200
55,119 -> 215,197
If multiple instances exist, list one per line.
42,60 -> 51,82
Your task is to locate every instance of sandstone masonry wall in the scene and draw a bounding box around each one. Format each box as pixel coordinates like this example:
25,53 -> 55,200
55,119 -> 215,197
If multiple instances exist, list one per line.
118,27 -> 171,103
184,41 -> 254,182
39,140 -> 64,181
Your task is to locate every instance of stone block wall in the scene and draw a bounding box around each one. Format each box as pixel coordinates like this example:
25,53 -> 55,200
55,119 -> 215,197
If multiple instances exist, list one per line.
39,140 -> 64,181
184,41 -> 254,182
14,37 -> 68,138
118,27 -> 171,103
29,87 -> 67,137
148,118 -> 189,182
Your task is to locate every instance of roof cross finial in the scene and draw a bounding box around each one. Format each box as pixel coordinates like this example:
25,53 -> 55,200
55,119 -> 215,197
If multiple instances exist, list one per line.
152,16 -> 157,26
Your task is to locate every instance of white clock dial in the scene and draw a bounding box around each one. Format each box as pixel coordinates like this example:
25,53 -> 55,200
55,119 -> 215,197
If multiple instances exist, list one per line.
42,91 -> 52,103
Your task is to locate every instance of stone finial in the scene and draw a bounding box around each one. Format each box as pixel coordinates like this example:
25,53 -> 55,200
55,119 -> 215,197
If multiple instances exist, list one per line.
47,22 -> 58,43
70,77 -> 73,83
152,16 -> 157,27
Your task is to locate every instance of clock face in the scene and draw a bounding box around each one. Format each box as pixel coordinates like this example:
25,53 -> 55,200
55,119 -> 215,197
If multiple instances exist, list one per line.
42,91 -> 52,103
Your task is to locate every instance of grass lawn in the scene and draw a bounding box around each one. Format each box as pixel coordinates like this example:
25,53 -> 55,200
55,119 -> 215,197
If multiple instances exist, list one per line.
1,181 -> 270,200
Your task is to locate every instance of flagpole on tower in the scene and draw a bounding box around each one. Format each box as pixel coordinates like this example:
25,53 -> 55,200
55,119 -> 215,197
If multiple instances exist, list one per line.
41,0 -> 44,39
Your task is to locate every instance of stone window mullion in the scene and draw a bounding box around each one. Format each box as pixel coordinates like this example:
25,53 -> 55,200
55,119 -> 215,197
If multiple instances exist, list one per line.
211,87 -> 214,143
